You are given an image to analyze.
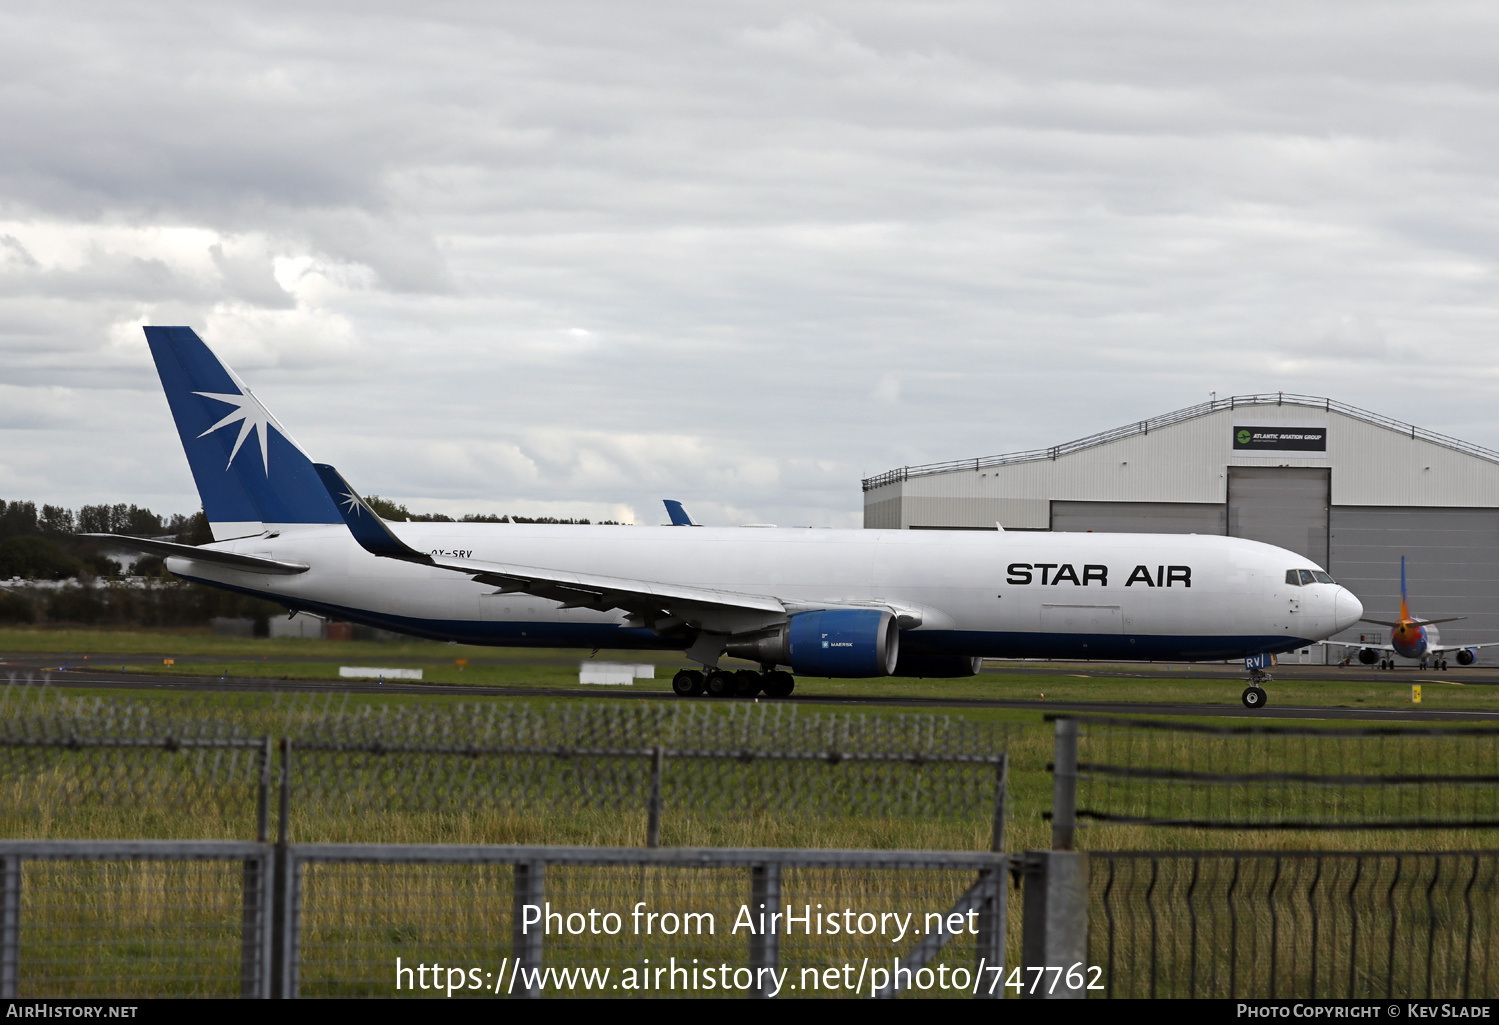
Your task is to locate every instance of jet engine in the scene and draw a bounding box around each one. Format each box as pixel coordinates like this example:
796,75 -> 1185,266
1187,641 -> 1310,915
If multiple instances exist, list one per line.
1457,648 -> 1477,666
1358,648 -> 1380,665
724,609 -> 899,677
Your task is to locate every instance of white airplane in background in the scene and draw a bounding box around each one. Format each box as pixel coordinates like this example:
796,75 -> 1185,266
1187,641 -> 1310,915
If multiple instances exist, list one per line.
88,327 -> 1362,709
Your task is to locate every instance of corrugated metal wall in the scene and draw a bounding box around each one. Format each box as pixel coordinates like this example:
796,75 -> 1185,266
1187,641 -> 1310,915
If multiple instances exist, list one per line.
1328,506 -> 1499,665
1050,500 -> 1227,534
1227,467 -> 1331,567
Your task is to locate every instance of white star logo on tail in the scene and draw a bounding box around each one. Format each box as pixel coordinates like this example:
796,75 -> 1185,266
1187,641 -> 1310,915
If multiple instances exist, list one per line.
339,490 -> 363,516
193,387 -> 278,474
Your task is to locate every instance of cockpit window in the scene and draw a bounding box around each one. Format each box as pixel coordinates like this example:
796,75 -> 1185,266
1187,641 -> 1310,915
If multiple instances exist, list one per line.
1297,570 -> 1317,586
1311,570 -> 1335,584
1286,570 -> 1303,586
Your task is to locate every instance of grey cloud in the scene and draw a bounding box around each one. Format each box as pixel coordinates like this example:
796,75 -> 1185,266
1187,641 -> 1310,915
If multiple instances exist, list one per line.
209,243 -> 293,308
5,2 -> 1499,523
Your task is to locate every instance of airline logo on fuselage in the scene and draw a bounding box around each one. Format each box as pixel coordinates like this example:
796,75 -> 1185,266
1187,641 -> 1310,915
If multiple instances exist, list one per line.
1006,563 -> 1192,587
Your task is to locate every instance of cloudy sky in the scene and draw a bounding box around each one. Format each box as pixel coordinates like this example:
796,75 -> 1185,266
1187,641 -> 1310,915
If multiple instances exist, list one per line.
4,2 -> 1499,527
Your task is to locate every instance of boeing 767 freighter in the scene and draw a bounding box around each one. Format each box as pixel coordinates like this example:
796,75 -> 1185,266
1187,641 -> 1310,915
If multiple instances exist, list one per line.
88,327 -> 1362,709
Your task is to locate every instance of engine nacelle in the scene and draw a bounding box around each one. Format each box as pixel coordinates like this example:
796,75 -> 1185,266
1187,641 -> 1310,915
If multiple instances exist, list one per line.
1457,648 -> 1477,666
891,654 -> 982,678
724,609 -> 899,677
1358,648 -> 1380,665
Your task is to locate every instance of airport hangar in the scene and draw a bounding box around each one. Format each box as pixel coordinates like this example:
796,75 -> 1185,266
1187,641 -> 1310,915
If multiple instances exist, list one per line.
862,393 -> 1499,665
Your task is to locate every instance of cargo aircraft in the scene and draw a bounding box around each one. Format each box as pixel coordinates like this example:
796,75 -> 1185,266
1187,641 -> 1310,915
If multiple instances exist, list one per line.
1323,557 -> 1496,670
89,327 -> 1364,709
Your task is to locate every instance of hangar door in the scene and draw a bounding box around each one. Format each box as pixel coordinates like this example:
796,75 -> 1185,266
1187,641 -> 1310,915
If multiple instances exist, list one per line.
1050,501 -> 1226,534
1328,506 -> 1499,666
1227,466 -> 1330,566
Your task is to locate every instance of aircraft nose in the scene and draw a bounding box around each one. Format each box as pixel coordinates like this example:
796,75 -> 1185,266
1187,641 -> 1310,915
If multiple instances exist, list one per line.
1335,587 -> 1363,633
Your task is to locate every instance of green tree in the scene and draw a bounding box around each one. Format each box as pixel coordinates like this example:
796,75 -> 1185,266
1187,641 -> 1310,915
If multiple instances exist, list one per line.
0,536 -> 81,580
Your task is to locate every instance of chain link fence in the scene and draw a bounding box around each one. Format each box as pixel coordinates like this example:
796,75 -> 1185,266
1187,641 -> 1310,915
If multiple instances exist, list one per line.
0,681 -> 1013,849
0,683 -> 1014,998
0,678 -> 271,840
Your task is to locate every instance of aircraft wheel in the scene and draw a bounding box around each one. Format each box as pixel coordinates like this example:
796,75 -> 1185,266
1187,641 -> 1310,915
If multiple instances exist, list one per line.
672,669 -> 704,697
705,669 -> 734,698
1241,686 -> 1267,709
733,669 -> 763,697
762,670 -> 795,698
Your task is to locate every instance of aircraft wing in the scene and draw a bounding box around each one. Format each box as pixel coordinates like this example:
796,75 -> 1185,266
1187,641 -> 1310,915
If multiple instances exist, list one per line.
1319,640 -> 1394,652
311,464 -> 789,635
1361,617 -> 1467,627
1320,640 -> 1499,655
80,533 -> 309,574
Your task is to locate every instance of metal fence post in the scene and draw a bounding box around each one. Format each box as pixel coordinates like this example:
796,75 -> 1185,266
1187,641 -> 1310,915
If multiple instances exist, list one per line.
240,852 -> 270,998
1021,720 -> 1087,999
974,864 -> 1006,1000
1052,719 -> 1077,851
992,752 -> 1009,854
512,860 -> 545,999
0,855 -> 18,999
647,746 -> 664,848
242,735 -> 273,999
1021,851 -> 1089,999
972,753 -> 1009,1000
270,738 -> 296,999
256,735 -> 272,844
749,863 -> 781,998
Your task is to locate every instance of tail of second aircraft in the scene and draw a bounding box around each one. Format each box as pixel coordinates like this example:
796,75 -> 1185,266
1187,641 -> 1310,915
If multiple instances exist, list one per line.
1399,555 -> 1410,622
143,326 -> 342,540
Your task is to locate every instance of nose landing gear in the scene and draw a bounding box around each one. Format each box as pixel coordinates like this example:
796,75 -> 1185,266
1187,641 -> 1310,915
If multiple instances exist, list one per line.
1241,667 -> 1271,709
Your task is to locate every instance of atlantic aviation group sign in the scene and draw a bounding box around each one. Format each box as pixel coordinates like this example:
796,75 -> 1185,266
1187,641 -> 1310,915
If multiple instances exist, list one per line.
1232,426 -> 1328,452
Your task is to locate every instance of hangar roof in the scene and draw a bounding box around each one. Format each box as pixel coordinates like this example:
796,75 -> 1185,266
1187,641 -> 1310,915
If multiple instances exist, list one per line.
862,392 -> 1499,492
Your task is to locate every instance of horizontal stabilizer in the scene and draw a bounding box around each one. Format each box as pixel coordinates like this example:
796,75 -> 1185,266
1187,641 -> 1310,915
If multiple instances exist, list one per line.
311,464 -> 426,561
80,534 -> 308,574
1362,616 -> 1467,628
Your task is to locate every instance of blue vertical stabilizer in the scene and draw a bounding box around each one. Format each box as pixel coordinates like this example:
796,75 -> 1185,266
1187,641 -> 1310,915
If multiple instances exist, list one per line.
143,326 -> 342,534
663,499 -> 697,526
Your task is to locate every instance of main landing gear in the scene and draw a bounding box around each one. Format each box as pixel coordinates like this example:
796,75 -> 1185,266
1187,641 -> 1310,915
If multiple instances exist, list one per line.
671,667 -> 796,699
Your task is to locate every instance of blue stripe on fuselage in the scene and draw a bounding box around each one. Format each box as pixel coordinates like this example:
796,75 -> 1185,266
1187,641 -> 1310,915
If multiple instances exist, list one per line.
177,573 -> 1312,662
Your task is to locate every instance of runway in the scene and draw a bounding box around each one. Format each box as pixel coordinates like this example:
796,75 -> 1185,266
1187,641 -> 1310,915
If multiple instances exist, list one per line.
8,654 -> 1499,723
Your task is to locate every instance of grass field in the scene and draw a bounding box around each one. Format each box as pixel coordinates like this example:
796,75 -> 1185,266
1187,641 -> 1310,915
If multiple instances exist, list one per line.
5,626 -> 1494,711
8,625 -> 1499,855
9,628 -> 1499,997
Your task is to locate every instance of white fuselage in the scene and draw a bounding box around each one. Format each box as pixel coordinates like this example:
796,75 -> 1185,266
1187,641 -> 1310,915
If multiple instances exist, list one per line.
168,524 -> 1363,664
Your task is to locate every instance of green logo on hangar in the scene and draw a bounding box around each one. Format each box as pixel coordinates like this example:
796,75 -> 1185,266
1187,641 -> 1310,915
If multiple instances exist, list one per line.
1236,429 -> 1251,445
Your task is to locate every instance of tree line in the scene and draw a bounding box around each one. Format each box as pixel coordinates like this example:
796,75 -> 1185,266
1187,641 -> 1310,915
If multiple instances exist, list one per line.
0,495 -> 624,628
